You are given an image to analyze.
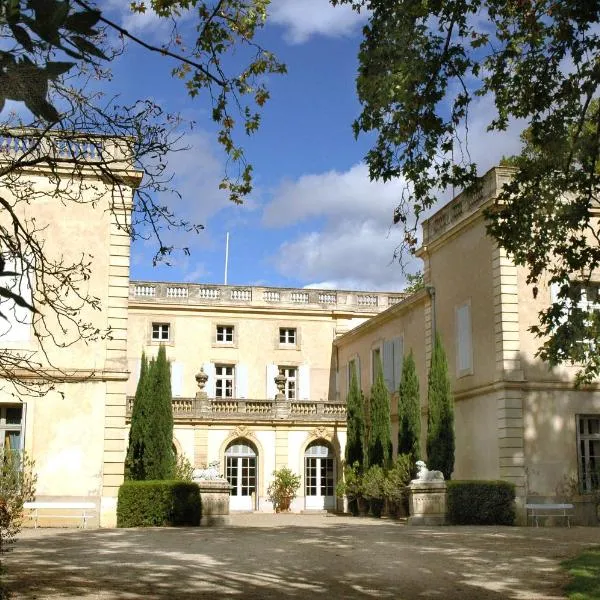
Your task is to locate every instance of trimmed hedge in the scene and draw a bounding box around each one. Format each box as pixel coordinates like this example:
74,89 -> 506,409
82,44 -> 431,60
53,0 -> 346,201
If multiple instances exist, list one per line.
117,480 -> 202,527
447,480 -> 516,525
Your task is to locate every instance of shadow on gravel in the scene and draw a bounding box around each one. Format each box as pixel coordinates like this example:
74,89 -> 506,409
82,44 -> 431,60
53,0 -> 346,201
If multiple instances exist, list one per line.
4,522 -> 598,599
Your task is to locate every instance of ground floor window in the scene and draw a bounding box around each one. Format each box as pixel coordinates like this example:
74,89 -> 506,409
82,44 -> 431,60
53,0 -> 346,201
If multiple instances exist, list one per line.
304,440 -> 335,510
1,404 -> 23,450
225,440 -> 256,510
578,415 -> 600,492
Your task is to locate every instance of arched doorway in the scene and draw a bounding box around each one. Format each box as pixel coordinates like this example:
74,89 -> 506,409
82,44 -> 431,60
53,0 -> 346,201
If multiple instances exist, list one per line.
304,440 -> 335,510
225,439 -> 257,511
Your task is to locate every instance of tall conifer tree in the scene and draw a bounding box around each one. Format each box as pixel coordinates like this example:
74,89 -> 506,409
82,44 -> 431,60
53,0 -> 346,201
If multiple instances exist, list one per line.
398,350 -> 421,463
426,333 -> 455,480
144,345 -> 176,480
124,352 -> 150,480
367,356 -> 392,468
345,362 -> 365,469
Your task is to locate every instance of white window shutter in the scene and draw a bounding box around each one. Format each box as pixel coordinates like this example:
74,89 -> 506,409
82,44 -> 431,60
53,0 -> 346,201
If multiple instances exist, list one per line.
171,362 -> 184,397
393,337 -> 404,390
236,363 -> 248,399
456,304 -> 473,373
299,364 -> 310,400
266,363 -> 278,399
383,340 -> 395,391
203,362 -> 216,398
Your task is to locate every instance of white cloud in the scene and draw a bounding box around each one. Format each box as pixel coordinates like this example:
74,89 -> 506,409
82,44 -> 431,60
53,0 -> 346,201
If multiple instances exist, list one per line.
263,164 -> 415,289
269,0 -> 367,44
262,163 -> 397,227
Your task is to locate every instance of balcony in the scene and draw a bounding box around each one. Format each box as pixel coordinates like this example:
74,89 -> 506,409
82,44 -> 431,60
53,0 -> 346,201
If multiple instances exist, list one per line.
130,281 -> 404,314
126,396 -> 347,423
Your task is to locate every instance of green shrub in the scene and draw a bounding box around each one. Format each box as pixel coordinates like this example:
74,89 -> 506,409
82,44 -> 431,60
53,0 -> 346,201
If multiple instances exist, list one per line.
447,480 -> 516,525
117,480 -> 201,527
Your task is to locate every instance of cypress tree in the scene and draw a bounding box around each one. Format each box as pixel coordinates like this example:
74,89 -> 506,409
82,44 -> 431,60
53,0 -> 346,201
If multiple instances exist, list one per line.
426,333 -> 455,480
345,362 -> 365,469
143,345 -> 176,480
124,352 -> 150,480
398,350 -> 421,464
367,356 -> 392,468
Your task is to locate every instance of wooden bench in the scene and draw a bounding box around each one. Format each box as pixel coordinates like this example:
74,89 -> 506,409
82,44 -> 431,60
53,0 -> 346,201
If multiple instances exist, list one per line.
525,503 -> 574,527
23,501 -> 96,528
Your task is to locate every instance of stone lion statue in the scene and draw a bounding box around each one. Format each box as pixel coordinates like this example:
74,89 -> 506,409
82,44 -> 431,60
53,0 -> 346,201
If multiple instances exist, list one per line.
193,460 -> 221,480
413,460 -> 444,482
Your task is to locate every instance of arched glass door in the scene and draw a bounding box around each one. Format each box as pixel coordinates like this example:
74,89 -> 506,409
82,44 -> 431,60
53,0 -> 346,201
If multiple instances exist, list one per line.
225,440 -> 257,511
305,441 -> 335,510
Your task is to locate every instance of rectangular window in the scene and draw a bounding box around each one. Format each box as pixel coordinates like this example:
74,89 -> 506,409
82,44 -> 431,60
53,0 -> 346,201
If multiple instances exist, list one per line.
215,364 -> 235,398
578,415 -> 600,492
279,327 -> 296,345
456,302 -> 473,376
152,323 -> 170,341
1,404 -> 23,450
279,366 -> 297,400
383,337 -> 403,392
216,325 -> 234,343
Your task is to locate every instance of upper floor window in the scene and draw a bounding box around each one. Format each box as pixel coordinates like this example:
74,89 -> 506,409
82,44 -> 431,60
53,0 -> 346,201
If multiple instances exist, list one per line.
578,415 -> 600,492
216,325 -> 234,344
371,347 -> 381,383
279,366 -> 297,400
279,327 -> 296,345
152,323 -> 170,342
215,364 -> 235,398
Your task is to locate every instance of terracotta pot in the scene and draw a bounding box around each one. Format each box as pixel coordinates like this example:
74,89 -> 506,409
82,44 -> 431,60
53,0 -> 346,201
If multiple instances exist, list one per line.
276,495 -> 293,513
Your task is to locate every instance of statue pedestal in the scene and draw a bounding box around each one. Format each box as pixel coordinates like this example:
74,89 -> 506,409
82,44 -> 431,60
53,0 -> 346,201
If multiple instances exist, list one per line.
194,479 -> 231,526
407,481 -> 447,526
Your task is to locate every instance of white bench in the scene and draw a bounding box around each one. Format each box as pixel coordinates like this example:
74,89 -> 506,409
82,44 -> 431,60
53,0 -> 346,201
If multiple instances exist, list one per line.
23,501 -> 96,528
525,503 -> 574,527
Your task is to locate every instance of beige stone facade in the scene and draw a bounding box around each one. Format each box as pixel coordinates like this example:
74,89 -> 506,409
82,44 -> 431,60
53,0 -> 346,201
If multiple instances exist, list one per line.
335,167 -> 600,523
3,135 -> 598,526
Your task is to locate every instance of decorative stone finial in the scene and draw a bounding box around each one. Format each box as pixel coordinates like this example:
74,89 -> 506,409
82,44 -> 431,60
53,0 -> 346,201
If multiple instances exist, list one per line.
274,369 -> 286,395
195,367 -> 209,391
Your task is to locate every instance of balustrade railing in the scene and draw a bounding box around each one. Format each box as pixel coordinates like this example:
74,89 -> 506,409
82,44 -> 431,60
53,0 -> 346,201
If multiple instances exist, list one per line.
126,397 -> 346,421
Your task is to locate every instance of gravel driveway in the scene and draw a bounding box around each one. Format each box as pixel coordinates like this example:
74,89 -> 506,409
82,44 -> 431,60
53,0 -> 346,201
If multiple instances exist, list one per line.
4,513 -> 599,599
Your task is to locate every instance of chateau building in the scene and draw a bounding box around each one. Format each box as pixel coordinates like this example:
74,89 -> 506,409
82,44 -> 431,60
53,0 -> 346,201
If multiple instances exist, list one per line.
2,132 -> 598,525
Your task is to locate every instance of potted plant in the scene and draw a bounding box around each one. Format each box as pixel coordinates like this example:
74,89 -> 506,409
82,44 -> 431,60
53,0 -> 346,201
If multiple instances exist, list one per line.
267,467 -> 301,513
383,454 -> 412,518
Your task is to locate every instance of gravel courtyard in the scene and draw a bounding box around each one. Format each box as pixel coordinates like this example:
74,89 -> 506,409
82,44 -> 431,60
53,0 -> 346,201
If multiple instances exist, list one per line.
4,513 -> 599,599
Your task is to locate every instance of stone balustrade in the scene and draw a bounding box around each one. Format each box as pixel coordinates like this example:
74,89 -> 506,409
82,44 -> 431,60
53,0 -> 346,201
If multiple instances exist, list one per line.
130,280 -> 402,312
127,397 -> 347,422
0,128 -> 135,170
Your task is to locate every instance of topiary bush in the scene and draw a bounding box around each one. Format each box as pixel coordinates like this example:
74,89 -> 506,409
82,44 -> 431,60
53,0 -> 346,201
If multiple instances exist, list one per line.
117,480 -> 201,527
447,480 -> 516,525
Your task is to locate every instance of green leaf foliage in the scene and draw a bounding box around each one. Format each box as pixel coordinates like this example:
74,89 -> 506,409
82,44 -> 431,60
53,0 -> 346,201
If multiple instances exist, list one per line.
446,480 -> 515,525
345,362 -> 365,469
124,351 -> 150,481
397,350 -> 420,467
116,480 -> 201,527
426,333 -> 454,480
334,0 -> 600,381
144,345 -> 176,480
367,355 -> 392,469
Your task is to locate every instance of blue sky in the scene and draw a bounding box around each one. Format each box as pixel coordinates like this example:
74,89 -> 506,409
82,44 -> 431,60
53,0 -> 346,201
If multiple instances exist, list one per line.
107,2 -> 524,291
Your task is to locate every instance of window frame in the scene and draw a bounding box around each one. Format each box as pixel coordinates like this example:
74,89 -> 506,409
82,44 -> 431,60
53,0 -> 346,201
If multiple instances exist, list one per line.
279,327 -> 297,346
151,322 -> 171,342
0,404 -> 24,451
577,414 -> 600,493
216,324 -> 235,344
279,366 -> 297,400
215,364 -> 235,399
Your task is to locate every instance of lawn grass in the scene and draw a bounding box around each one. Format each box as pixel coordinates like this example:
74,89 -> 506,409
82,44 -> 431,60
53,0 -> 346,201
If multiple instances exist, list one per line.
563,546 -> 600,600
